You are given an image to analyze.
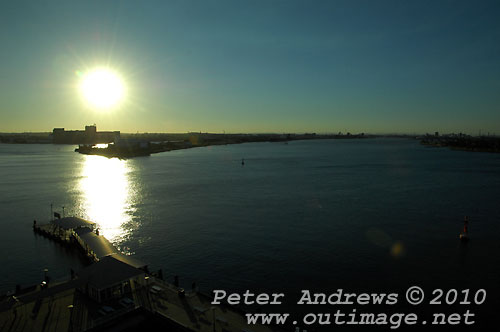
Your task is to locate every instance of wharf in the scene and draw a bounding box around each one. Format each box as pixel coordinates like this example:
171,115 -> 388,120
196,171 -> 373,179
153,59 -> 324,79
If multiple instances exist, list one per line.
33,217 -> 99,263
145,279 -> 276,332
1,216 -> 279,331
0,274 -> 277,332
32,223 -> 72,243
33,217 -> 144,267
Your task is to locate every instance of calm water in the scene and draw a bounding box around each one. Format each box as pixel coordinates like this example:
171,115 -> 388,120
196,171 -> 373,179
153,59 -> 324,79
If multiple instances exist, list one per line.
1,139 -> 499,326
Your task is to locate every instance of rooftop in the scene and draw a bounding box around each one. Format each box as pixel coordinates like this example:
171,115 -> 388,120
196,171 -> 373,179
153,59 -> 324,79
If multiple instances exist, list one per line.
108,252 -> 147,270
74,227 -> 118,258
77,255 -> 145,290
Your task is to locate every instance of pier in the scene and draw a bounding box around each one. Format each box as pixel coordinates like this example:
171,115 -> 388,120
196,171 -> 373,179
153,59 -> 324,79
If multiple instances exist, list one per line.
33,217 -> 101,264
32,223 -> 72,244
1,217 -> 280,332
33,217 -> 148,270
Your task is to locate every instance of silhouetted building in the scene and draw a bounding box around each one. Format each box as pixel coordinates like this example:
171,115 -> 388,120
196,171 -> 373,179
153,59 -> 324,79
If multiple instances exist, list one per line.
52,125 -> 120,144
77,255 -> 146,303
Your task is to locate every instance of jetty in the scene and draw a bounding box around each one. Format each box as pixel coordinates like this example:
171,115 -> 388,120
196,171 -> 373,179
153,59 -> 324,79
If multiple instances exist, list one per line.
32,217 -> 129,264
1,217 -> 280,332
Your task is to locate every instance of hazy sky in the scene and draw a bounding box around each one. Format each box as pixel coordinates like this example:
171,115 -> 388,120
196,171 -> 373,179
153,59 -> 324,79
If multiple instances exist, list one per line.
1,0 -> 499,134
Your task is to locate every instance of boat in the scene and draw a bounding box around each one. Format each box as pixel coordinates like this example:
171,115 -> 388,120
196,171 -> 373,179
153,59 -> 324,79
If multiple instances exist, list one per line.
460,216 -> 469,241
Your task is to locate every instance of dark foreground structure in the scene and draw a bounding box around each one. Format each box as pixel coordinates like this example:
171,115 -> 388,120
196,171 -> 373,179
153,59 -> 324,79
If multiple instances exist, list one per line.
0,217 -> 279,332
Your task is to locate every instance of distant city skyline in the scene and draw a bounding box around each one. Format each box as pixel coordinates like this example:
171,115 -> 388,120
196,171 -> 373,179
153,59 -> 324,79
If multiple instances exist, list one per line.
1,0 -> 499,134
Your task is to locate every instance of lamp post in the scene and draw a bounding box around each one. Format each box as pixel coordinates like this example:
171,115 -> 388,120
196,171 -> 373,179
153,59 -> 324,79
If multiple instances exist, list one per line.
67,304 -> 74,332
211,306 -> 216,332
144,276 -> 151,309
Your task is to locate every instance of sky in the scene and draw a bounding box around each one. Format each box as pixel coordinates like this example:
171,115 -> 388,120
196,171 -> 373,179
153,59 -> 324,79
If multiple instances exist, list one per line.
0,0 -> 499,134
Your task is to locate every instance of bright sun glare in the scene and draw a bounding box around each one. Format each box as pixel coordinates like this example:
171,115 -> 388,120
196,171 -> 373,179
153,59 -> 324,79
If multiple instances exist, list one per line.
80,68 -> 125,109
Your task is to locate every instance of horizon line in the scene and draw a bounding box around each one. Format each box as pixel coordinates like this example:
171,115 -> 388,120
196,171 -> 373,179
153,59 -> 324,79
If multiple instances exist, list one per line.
0,130 -> 497,137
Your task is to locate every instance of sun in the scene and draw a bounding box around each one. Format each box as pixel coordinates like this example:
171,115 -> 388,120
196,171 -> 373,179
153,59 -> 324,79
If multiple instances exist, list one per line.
80,68 -> 125,109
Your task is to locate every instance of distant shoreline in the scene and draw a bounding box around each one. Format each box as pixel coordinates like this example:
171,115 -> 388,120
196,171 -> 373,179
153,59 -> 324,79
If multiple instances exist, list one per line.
420,135 -> 500,153
1,132 -> 373,145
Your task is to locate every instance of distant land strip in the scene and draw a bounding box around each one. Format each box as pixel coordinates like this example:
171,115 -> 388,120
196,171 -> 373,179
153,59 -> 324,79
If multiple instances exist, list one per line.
0,131 -> 370,145
420,134 -> 500,153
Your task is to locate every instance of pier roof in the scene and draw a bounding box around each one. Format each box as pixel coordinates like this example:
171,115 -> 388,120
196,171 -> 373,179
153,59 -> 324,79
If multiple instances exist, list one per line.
53,216 -> 95,230
78,255 -> 144,289
108,252 -> 147,270
74,227 -> 118,258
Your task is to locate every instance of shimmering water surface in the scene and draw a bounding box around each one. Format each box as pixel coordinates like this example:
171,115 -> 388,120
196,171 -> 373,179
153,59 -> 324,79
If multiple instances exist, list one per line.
1,139 -> 499,322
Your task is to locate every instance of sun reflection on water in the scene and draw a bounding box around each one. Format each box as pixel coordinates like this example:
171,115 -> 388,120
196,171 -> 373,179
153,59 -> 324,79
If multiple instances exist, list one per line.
79,155 -> 135,243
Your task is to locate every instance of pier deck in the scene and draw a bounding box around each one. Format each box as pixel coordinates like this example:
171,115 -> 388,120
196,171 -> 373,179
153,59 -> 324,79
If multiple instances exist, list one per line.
10,217 -> 279,331
145,280 -> 276,332
33,217 -> 134,265
33,223 -> 71,243
73,228 -> 118,261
